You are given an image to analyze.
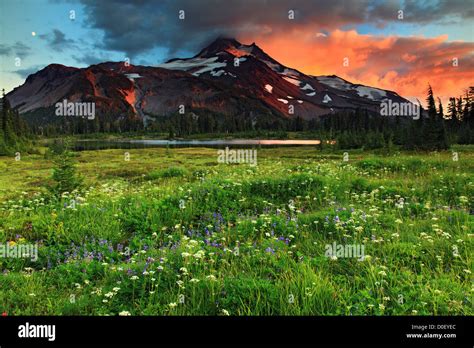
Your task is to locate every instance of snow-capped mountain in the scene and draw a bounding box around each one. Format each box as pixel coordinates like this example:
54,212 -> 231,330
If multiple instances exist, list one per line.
6,38 -> 410,123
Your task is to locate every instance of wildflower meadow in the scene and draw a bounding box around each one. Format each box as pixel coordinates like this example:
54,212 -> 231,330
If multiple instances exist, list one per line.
0,146 -> 472,316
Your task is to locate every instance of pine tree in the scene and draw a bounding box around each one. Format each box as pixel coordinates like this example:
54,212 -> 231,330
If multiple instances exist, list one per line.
469,87 -> 474,125
456,97 -> 464,120
463,90 -> 471,121
448,97 -> 457,121
48,140 -> 83,196
422,85 -> 448,150
437,97 -> 444,119
1,89 -> 17,145
427,85 -> 437,118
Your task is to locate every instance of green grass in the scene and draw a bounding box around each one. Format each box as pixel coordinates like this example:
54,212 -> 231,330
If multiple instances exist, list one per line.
0,146 -> 472,315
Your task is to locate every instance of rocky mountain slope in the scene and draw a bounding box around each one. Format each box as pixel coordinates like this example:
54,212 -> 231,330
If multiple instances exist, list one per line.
6,38 -> 410,123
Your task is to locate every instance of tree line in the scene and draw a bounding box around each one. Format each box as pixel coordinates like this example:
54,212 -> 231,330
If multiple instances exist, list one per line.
0,89 -> 31,155
2,85 -> 473,152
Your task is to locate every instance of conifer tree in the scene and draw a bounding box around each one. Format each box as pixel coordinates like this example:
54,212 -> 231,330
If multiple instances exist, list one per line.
448,97 -> 457,121
422,85 -> 448,150
456,97 -> 463,120
437,97 -> 444,119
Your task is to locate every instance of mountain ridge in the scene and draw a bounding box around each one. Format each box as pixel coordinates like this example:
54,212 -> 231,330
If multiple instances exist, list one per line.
6,38 -> 411,124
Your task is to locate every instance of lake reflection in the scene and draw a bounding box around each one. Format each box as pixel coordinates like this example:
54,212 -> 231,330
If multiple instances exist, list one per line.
73,139 -> 329,151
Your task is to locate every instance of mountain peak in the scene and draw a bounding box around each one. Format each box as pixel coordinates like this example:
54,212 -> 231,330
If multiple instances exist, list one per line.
194,37 -> 245,58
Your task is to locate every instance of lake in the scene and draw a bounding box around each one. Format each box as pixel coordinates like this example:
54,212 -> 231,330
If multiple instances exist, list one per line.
73,139 -> 327,151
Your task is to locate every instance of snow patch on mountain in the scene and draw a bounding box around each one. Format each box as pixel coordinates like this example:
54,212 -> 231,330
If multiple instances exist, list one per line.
262,60 -> 281,72
306,92 -> 316,96
317,76 -> 352,90
157,57 -> 227,77
301,83 -> 314,91
277,98 -> 289,104
125,73 -> 142,81
265,84 -> 273,93
282,68 -> 300,77
323,94 -> 332,103
318,76 -> 388,101
211,70 -> 226,77
283,76 -> 301,87
355,86 -> 387,100
193,63 -> 227,76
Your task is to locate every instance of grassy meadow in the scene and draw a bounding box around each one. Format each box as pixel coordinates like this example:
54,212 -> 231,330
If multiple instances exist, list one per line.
0,145 -> 472,315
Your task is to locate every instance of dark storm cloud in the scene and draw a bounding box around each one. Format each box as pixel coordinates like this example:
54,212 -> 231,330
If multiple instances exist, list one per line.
14,65 -> 45,79
39,29 -> 76,51
0,42 -> 31,58
79,0 -> 473,57
0,45 -> 11,56
79,0 -> 368,56
371,0 -> 474,23
72,53 -> 110,65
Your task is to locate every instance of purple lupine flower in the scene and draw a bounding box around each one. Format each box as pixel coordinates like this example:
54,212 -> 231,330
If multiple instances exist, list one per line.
265,247 -> 275,254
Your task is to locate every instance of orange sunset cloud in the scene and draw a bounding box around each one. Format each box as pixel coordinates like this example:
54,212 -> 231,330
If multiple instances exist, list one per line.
243,29 -> 474,106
